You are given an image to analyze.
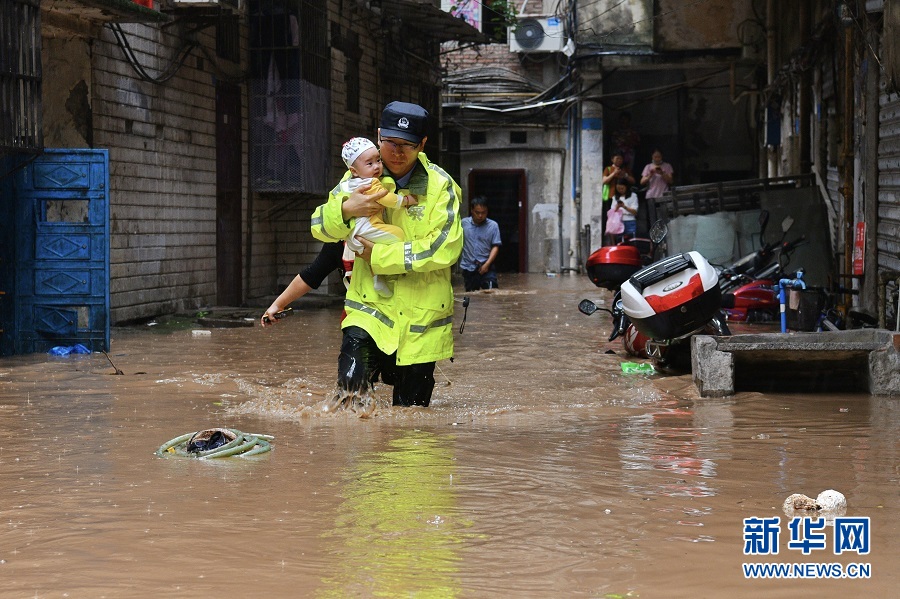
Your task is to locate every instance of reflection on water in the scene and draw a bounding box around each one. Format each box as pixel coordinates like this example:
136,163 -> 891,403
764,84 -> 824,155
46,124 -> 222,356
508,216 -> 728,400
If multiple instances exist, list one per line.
620,402 -> 718,498
0,274 -> 897,598
318,430 -> 464,598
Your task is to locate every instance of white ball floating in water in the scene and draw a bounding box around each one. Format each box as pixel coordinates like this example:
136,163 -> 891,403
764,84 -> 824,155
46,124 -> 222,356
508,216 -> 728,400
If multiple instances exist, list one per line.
816,489 -> 847,511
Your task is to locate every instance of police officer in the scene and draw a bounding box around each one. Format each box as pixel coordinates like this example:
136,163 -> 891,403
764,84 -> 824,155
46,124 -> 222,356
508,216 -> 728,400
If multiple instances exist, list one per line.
311,101 -> 463,408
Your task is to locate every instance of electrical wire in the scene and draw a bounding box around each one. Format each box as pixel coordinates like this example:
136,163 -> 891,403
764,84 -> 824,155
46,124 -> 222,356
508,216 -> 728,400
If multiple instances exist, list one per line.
445,0 -> 749,124
108,23 -> 198,85
849,9 -> 888,79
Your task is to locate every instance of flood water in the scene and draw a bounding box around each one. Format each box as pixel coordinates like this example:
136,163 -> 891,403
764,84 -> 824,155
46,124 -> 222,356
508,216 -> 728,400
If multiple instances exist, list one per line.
1,274 -> 897,598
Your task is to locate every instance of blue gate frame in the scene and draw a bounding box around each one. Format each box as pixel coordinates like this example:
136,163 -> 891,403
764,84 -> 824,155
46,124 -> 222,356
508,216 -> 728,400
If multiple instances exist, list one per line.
12,149 -> 110,354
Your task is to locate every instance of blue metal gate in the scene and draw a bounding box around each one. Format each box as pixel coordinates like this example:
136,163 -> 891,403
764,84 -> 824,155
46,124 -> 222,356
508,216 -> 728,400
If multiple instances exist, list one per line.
13,149 -> 109,354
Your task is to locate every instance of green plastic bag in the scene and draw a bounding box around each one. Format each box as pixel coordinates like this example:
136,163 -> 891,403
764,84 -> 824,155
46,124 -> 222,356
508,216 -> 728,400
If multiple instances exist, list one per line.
621,361 -> 655,374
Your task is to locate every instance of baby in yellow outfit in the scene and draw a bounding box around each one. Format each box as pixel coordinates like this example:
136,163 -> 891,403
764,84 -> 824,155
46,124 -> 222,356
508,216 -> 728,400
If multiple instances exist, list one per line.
338,137 -> 417,296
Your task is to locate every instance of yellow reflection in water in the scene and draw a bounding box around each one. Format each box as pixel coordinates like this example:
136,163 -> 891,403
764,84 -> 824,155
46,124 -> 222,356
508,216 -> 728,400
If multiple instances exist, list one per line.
318,429 -> 469,598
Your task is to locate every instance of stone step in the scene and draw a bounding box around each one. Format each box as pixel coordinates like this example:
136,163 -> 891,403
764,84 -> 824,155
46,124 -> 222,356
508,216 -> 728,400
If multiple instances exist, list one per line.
692,329 -> 900,397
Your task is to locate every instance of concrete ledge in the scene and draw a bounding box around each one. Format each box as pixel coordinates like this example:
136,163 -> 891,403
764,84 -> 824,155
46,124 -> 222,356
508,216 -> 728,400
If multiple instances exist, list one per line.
692,329 -> 900,397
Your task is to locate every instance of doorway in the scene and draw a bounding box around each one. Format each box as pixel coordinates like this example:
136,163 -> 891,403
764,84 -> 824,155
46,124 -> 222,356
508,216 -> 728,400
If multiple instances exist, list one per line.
467,169 -> 527,272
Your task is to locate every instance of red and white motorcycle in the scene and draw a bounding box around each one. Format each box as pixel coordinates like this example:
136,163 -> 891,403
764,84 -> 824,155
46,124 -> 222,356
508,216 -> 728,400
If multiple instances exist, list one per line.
580,222 -> 730,372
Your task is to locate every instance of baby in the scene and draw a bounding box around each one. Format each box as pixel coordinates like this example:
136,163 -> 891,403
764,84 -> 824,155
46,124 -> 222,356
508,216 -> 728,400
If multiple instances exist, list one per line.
338,137 -> 417,297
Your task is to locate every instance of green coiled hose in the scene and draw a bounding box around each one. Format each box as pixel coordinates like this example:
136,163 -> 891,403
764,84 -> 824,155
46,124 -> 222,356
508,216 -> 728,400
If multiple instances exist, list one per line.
155,428 -> 274,458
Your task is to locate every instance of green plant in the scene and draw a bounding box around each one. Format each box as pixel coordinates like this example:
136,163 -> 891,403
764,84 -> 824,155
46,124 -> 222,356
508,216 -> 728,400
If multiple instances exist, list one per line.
484,0 -> 517,42
450,0 -> 517,43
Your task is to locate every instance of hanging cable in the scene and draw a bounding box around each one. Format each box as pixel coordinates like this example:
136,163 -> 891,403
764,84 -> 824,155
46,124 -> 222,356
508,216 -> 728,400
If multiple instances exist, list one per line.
108,23 -> 198,85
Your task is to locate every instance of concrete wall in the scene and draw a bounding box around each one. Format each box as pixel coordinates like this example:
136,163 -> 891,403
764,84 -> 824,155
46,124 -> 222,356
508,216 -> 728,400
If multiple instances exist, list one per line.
42,35 -> 93,148
655,0 -> 754,51
458,127 -> 569,273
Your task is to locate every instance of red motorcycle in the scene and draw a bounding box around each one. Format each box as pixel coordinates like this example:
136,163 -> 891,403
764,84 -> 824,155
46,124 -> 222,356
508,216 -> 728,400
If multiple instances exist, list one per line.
717,213 -> 806,323
579,223 -> 665,359
581,222 -> 732,372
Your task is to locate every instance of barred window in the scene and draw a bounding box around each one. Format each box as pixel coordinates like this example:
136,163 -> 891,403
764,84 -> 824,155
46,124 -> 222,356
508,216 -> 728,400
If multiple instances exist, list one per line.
248,0 -> 331,193
1,0 -> 42,154
216,15 -> 240,64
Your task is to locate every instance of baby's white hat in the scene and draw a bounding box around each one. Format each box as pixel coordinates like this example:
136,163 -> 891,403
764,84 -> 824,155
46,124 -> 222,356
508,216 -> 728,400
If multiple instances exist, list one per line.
341,137 -> 377,168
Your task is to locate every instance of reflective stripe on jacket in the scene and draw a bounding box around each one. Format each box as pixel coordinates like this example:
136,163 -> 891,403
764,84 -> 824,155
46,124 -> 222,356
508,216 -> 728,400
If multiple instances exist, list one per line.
311,152 -> 463,365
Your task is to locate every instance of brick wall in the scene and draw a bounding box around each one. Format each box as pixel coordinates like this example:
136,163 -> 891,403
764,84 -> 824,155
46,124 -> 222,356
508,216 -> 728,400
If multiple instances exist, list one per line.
442,42 -> 525,74
93,22 -> 221,322
40,3 -> 463,320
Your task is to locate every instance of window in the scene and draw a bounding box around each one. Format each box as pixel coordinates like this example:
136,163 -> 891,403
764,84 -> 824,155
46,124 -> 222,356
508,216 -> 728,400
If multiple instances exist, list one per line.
217,15 -> 240,63
1,0 -> 42,153
248,0 -> 331,193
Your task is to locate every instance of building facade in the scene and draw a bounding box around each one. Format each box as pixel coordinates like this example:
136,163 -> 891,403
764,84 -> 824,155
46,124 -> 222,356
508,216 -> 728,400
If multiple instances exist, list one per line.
443,0 -> 899,326
0,0 -> 483,353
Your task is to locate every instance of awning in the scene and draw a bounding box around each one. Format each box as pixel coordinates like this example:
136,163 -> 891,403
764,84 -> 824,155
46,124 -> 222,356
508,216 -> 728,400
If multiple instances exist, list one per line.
43,0 -> 171,24
380,0 -> 489,44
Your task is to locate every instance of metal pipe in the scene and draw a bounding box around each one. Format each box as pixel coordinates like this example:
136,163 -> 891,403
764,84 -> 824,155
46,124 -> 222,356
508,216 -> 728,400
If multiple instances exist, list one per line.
766,0 -> 777,178
841,14 -> 855,299
568,97 -> 582,273
799,0 -> 811,173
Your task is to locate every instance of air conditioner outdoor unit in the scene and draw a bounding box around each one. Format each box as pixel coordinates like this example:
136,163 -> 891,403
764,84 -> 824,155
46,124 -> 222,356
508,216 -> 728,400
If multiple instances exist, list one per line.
509,16 -> 565,53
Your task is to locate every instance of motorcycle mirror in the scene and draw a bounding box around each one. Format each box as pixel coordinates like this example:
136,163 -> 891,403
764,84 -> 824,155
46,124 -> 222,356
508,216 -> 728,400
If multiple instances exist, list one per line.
578,299 -> 598,316
781,215 -> 794,233
649,220 -> 668,244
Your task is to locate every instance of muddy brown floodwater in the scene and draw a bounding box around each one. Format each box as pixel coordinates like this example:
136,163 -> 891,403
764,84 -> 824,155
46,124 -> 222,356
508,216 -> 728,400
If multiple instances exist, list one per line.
1,274 -> 897,598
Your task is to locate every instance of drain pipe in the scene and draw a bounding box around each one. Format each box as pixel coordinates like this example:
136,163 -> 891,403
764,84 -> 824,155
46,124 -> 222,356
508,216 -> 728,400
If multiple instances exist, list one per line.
799,0 -> 811,173
839,4 -> 855,302
565,6 -> 583,274
766,0 -> 776,177
566,95 -> 583,274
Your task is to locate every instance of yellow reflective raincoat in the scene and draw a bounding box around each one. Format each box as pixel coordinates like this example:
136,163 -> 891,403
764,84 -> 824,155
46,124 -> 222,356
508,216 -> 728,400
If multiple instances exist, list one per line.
311,152 -> 463,365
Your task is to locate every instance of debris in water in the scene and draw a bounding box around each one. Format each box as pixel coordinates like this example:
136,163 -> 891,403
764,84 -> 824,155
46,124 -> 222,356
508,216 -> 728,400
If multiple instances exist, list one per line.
156,428 -> 274,458
782,489 -> 847,517
48,344 -> 91,356
783,493 -> 820,512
